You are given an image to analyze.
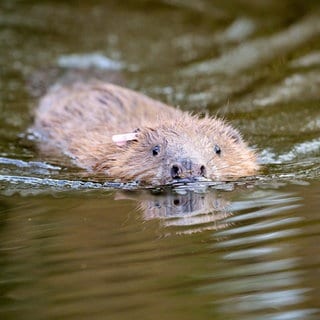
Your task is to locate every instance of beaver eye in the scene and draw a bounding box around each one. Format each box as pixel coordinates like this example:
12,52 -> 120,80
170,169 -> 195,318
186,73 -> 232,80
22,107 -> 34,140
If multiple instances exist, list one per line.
152,145 -> 161,156
214,144 -> 221,155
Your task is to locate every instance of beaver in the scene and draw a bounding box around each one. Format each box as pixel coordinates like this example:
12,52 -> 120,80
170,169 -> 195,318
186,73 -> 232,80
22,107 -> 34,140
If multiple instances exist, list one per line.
32,82 -> 259,185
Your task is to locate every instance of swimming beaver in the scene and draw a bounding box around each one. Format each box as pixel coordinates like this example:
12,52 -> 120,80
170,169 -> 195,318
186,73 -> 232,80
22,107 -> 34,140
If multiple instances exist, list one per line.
32,82 -> 259,185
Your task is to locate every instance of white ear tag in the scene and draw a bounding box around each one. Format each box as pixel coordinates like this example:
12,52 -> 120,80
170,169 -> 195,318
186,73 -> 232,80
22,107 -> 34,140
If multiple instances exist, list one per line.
112,132 -> 138,146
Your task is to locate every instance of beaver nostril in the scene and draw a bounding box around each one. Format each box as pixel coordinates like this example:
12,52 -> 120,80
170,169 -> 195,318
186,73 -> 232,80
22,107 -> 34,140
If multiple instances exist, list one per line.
200,165 -> 206,177
171,164 -> 182,179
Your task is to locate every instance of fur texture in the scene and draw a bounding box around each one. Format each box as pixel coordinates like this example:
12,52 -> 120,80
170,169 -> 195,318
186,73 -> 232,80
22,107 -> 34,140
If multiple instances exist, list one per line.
32,82 -> 259,185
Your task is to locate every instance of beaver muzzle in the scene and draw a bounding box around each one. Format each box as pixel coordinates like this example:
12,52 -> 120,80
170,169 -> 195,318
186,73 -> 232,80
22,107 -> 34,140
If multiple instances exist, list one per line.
170,158 -> 207,181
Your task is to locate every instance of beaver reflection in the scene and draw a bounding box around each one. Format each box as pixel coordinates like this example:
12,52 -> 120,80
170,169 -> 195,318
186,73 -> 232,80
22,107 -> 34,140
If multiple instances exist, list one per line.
116,188 -> 231,233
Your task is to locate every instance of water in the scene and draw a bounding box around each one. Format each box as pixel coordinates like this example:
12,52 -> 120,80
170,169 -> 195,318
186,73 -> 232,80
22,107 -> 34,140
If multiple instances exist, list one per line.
0,1 -> 320,319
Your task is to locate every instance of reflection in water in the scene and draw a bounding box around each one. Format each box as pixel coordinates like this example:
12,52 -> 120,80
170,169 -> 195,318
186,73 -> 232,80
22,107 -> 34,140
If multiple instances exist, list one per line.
116,188 -> 231,234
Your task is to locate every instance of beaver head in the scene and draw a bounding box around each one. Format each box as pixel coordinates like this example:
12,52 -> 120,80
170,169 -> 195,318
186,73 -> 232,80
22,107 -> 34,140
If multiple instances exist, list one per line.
94,114 -> 258,186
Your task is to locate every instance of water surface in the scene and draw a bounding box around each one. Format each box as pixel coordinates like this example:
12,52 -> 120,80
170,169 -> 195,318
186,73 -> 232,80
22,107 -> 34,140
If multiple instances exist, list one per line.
0,1 -> 320,319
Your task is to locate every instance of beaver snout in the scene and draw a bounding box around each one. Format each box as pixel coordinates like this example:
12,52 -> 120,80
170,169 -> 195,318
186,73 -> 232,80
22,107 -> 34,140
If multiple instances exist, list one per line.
170,158 -> 207,180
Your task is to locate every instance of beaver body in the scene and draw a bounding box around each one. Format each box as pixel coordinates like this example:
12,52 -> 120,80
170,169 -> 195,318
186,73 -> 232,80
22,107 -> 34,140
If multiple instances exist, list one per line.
32,82 -> 258,185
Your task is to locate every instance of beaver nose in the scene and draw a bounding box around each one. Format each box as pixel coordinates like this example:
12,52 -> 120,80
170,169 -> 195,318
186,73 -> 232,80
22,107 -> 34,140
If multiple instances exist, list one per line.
170,159 -> 206,179
170,164 -> 184,179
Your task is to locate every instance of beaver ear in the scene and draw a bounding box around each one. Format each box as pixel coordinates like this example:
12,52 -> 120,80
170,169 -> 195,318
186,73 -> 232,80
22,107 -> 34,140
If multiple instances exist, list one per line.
112,132 -> 139,146
231,132 -> 242,144
228,127 -> 243,144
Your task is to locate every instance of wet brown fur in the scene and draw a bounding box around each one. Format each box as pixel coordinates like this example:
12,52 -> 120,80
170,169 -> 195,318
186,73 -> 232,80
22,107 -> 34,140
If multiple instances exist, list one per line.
32,82 -> 259,185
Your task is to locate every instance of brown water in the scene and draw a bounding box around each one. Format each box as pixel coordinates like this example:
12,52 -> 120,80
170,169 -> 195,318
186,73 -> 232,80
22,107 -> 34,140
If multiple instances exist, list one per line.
1,1 -> 320,319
